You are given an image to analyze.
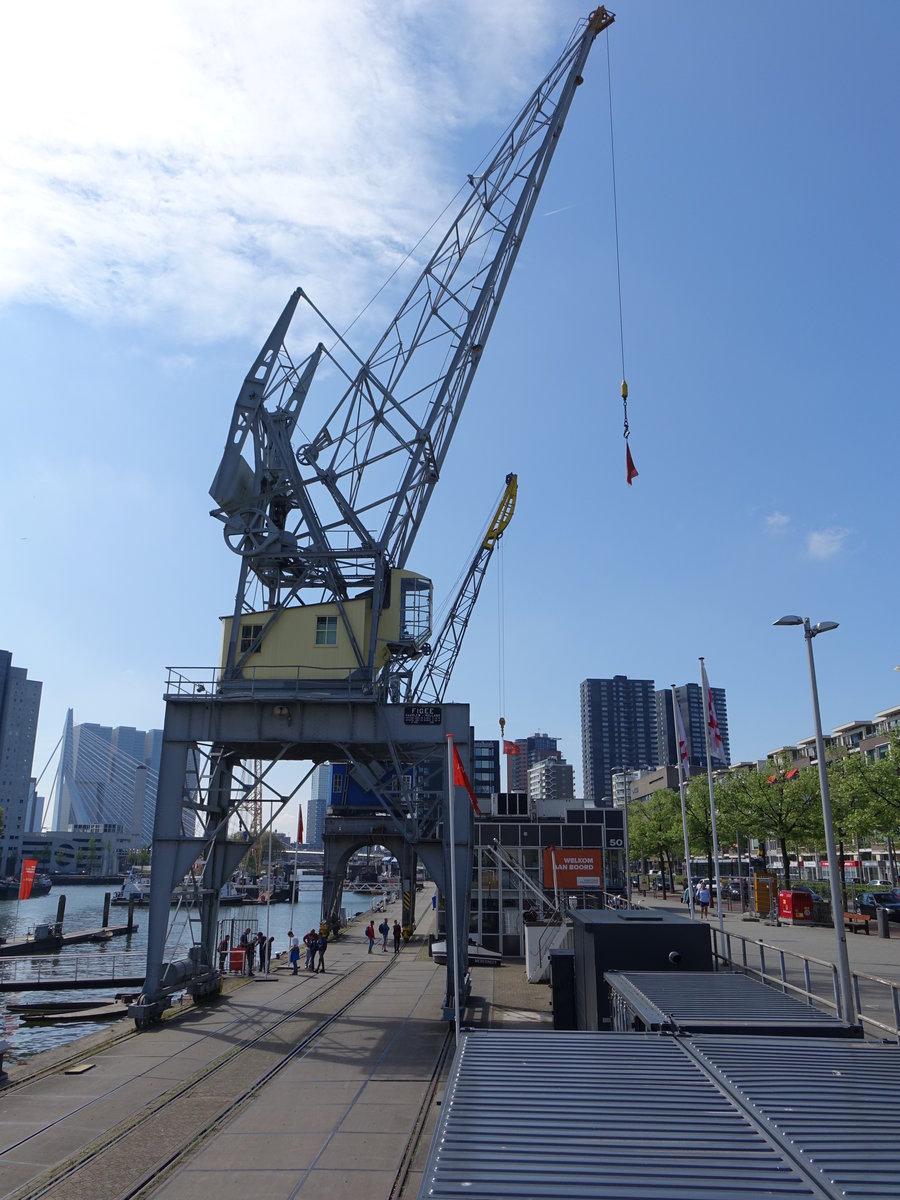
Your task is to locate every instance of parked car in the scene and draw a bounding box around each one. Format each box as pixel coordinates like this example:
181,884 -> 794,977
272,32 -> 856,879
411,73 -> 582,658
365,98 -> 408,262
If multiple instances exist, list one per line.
854,891 -> 900,921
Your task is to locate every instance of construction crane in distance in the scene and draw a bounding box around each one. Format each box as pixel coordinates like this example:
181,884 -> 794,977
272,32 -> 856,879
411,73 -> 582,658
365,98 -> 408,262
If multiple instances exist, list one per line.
409,473 -> 517,706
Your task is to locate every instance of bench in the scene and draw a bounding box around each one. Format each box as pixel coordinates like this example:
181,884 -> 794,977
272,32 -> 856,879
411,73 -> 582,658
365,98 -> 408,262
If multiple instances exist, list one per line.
844,911 -> 870,934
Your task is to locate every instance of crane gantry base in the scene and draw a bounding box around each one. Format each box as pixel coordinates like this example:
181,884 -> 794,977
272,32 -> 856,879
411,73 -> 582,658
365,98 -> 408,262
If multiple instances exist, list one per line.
130,688 -> 474,1026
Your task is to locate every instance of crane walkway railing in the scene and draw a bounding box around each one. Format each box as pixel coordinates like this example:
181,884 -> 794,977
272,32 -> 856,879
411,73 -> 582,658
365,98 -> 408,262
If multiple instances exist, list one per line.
711,926 -> 900,1042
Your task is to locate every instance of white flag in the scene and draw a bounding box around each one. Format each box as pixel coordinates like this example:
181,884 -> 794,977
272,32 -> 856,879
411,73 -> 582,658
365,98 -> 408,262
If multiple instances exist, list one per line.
701,661 -> 726,763
674,698 -> 691,782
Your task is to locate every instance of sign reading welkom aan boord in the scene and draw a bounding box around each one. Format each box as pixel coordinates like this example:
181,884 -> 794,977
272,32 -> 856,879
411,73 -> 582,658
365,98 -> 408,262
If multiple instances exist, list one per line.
541,847 -> 604,891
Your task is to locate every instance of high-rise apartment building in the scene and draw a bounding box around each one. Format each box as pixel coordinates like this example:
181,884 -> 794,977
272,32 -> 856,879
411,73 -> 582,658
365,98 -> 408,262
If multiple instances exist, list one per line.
306,764 -> 333,847
509,733 -> 561,794
580,676 -> 658,806
473,740 -> 501,801
527,757 -> 574,806
0,651 -> 43,874
655,683 -> 731,771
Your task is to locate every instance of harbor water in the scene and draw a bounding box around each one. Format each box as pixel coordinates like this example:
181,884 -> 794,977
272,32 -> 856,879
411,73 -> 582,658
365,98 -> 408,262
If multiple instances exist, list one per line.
0,878 -> 378,1065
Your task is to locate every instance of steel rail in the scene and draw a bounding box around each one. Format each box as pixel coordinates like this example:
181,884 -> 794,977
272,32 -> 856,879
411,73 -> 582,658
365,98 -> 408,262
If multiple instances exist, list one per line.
4,961 -> 386,1200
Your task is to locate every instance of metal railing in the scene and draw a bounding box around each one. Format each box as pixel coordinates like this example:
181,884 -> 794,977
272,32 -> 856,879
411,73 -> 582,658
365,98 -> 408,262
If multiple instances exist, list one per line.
164,665 -> 377,700
711,926 -> 900,1042
0,949 -> 147,986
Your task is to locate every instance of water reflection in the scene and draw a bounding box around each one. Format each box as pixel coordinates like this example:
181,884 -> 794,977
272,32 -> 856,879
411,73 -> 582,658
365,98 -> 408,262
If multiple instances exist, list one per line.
0,881 -> 372,1063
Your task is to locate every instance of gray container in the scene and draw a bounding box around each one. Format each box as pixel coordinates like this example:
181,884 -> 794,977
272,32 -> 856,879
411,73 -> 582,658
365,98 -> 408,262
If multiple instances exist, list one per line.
605,970 -> 861,1037
571,908 -> 712,1029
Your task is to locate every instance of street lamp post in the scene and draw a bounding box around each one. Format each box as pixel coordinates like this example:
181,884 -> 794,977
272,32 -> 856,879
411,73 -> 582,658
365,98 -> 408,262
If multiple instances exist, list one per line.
774,615 -> 856,1024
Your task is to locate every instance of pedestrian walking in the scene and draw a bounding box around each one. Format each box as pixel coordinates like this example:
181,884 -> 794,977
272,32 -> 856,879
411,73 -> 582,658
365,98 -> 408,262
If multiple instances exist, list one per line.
267,936 -> 274,972
218,934 -> 229,973
245,929 -> 256,975
256,930 -> 267,972
288,929 -> 300,974
378,917 -> 390,952
697,881 -> 711,920
315,930 -> 328,973
392,921 -> 402,954
365,921 -> 376,953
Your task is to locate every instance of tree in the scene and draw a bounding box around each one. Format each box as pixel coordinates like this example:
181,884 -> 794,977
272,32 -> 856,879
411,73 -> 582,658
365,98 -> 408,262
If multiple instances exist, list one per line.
628,790 -> 682,896
736,758 -> 821,890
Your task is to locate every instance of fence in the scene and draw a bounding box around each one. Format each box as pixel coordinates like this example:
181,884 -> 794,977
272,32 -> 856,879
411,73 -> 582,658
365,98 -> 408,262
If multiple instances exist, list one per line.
711,926 -> 900,1042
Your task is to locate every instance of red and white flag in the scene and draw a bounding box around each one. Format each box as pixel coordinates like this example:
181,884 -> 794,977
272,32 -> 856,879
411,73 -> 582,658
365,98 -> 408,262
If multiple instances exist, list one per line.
701,661 -> 726,763
452,743 -> 482,815
502,740 -> 521,756
19,859 -> 38,900
674,700 -> 691,782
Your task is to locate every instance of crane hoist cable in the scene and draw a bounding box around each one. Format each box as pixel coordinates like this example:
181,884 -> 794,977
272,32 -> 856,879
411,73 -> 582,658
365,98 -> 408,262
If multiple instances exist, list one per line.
606,33 -> 637,485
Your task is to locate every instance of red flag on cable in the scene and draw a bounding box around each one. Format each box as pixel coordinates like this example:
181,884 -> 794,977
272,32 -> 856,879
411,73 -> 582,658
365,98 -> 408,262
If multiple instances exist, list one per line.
626,442 -> 639,485
502,740 -> 520,756
19,859 -> 38,900
452,744 -> 482,815
297,806 -> 304,846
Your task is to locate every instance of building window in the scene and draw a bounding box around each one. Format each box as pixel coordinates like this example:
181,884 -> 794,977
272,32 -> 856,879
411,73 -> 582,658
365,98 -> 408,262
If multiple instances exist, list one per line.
316,616 -> 338,646
240,624 -> 263,654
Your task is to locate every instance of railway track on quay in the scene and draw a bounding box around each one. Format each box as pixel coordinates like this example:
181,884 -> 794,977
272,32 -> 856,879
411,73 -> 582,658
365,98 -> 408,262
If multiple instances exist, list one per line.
2,956 -> 453,1200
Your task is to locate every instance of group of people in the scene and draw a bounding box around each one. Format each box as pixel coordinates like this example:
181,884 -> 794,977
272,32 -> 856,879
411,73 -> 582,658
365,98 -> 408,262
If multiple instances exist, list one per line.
365,918 -> 403,954
217,929 -> 275,975
288,928 -> 328,974
218,909 -> 405,980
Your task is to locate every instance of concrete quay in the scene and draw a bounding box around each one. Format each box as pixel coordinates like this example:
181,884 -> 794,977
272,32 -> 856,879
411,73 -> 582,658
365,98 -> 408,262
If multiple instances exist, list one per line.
0,889 -> 550,1200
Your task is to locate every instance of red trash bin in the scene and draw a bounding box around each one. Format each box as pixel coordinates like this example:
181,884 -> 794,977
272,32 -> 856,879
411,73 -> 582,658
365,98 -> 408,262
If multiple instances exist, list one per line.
778,890 -> 814,923
229,948 -> 246,974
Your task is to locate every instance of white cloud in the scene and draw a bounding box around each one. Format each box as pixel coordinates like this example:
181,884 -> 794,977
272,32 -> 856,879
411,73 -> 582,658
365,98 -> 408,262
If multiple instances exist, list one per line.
807,527 -> 849,560
765,511 -> 790,533
0,0 -> 567,341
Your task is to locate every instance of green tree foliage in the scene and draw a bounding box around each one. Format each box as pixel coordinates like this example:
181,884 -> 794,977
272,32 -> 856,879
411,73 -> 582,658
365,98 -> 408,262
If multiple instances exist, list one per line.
731,757 -> 820,890
628,790 -> 682,894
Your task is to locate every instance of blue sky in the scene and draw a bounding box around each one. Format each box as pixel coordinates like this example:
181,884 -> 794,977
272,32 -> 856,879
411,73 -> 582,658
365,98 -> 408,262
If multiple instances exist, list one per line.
2,1 -> 898,834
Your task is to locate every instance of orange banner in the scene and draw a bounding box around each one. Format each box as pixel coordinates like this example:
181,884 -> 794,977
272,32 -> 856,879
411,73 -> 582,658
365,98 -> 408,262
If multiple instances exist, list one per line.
19,858 -> 38,900
541,847 -> 604,890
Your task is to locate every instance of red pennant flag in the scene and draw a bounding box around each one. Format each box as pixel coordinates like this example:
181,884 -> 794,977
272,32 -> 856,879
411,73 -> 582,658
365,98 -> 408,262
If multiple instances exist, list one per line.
452,743 -> 482,815
19,858 -> 38,900
297,805 -> 304,846
626,442 -> 639,485
502,739 -> 521,756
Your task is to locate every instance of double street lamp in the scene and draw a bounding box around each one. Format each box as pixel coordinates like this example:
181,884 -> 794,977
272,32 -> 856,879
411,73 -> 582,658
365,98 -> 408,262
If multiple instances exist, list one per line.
773,615 -> 855,1024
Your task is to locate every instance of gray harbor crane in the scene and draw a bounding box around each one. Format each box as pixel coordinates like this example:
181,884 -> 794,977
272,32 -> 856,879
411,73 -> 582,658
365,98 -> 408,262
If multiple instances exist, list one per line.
131,7 -> 616,1028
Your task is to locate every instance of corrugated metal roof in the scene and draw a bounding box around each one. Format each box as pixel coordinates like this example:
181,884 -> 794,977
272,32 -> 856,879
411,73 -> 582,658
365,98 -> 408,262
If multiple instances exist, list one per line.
688,1036 -> 900,1199
605,971 -> 857,1037
418,1031 -> 825,1199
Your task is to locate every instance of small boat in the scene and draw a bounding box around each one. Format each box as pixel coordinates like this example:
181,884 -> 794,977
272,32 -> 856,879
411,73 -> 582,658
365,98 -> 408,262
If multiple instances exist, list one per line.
111,870 -> 151,906
431,936 -> 502,967
0,873 -> 52,901
219,881 -> 245,906
9,998 -> 131,1024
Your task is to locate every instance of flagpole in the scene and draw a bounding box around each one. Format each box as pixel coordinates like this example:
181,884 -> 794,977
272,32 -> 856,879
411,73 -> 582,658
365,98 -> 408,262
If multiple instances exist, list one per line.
672,686 -> 695,918
700,658 -> 724,935
446,736 -> 461,1042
